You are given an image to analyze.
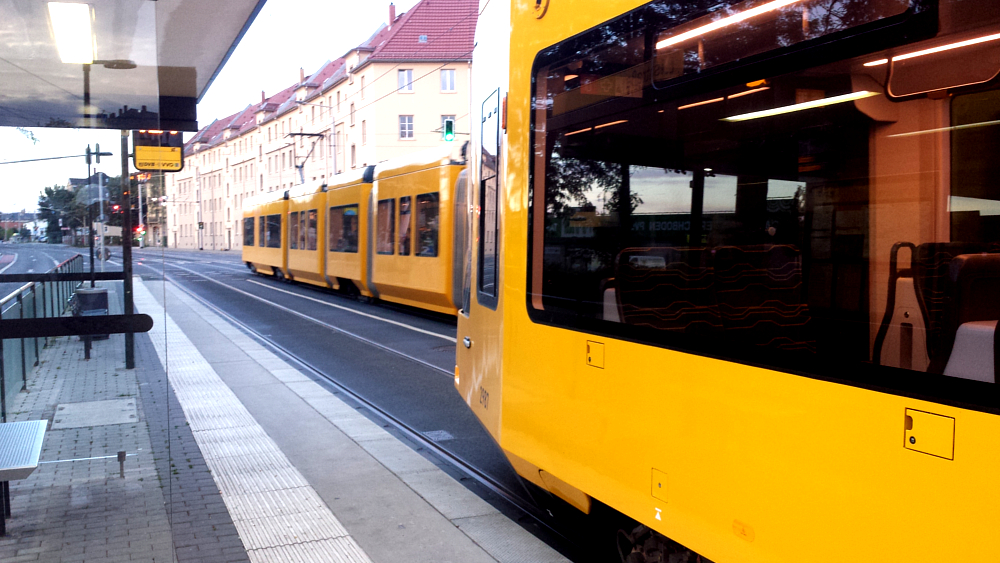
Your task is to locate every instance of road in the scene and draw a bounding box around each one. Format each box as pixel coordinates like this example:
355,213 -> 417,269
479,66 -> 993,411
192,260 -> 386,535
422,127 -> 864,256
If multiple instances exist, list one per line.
0,243 -> 106,306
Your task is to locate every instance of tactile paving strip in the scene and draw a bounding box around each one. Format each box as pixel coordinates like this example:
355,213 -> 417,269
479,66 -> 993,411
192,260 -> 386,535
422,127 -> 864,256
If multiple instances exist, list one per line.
135,282 -> 373,563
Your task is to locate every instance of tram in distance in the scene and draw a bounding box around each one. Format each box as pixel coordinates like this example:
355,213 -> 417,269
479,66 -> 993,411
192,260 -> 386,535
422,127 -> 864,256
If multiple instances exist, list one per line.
455,0 -> 1000,561
241,144 -> 468,315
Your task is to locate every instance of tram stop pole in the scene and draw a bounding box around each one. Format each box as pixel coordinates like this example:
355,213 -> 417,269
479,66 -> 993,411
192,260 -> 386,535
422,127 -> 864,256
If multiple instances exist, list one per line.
120,130 -> 135,369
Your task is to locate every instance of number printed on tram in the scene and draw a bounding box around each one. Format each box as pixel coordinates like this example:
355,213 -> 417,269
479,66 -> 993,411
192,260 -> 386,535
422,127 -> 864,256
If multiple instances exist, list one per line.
478,386 -> 489,410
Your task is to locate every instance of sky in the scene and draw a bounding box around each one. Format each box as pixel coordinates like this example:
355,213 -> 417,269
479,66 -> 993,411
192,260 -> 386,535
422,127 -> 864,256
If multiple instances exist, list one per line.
0,0 -> 421,213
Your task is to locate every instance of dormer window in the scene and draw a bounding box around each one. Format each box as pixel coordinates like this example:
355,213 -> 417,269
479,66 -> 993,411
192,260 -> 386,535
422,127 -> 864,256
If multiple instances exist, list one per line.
419,35 -> 428,43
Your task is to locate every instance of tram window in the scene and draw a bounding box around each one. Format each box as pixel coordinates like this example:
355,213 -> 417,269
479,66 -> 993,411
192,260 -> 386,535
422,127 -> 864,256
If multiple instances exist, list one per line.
377,199 -> 395,255
416,192 -> 439,257
528,0 -> 1000,410
399,196 -> 412,256
299,211 -> 307,250
243,218 -> 254,247
289,212 -> 299,250
265,214 -> 281,248
479,89 -> 501,306
259,217 -> 265,247
329,205 -> 359,253
306,209 -> 318,251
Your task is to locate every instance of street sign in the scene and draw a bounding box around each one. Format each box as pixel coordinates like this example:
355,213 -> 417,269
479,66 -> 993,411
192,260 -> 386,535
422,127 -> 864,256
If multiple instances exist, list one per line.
133,130 -> 184,172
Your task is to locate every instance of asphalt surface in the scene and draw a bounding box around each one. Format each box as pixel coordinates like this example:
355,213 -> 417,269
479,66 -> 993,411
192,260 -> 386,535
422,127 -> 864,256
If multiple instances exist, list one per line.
0,243 -> 108,309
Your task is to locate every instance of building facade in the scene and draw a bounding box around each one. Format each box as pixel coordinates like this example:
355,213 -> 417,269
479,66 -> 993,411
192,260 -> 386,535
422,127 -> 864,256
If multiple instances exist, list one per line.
165,0 -> 477,251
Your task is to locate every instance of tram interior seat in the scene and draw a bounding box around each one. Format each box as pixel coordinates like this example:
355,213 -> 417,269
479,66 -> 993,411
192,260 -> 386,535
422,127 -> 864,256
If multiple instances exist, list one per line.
614,245 -> 812,350
939,253 -> 1000,383
876,242 -> 1000,382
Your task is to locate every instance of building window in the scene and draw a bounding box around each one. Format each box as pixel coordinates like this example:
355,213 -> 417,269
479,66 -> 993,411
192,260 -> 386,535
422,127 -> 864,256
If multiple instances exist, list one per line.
350,103 -> 355,126
336,91 -> 341,112
398,69 -> 413,92
418,34 -> 428,43
362,121 -> 367,145
399,115 -> 414,139
360,76 -> 365,99
351,144 -> 356,168
441,69 -> 456,92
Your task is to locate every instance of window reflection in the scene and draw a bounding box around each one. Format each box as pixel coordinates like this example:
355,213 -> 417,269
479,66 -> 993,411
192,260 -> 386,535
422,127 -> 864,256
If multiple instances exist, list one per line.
530,0 -> 1000,401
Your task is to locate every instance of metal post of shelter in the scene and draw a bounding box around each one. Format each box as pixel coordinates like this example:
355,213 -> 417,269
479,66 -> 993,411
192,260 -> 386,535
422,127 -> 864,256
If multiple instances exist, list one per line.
121,131 -> 135,369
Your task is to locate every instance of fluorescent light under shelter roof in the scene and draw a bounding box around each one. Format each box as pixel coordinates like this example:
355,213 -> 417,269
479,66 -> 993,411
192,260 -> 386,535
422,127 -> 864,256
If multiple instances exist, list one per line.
48,2 -> 94,64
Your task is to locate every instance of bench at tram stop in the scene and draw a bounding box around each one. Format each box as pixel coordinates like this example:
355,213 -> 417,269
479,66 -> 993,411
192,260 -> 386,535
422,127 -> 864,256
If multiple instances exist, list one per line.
0,420 -> 47,536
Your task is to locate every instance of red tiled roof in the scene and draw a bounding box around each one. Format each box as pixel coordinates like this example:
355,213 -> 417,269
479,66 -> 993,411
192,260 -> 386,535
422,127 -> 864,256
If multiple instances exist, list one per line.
302,58 -> 344,90
366,0 -> 477,63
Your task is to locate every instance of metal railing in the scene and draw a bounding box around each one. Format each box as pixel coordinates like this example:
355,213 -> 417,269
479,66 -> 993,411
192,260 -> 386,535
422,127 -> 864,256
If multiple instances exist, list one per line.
0,255 -> 83,421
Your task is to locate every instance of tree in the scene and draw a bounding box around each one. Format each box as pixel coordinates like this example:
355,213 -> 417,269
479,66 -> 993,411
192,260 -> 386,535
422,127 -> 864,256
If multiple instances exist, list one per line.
38,185 -> 85,243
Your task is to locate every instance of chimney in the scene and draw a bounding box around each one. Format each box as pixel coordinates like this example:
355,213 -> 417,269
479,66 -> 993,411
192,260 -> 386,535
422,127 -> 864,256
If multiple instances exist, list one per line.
299,67 -> 305,83
389,3 -> 396,27
261,90 -> 266,103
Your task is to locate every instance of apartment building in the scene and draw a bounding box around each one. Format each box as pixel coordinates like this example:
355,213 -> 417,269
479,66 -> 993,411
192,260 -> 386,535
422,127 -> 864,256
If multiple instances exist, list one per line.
165,0 -> 477,251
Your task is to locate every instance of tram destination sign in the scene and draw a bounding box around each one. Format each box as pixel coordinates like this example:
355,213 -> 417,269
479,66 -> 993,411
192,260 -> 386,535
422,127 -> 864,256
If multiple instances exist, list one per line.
133,130 -> 184,172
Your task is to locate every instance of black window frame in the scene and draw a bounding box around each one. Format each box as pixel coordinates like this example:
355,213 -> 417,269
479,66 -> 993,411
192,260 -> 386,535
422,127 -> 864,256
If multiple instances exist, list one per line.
478,88 -> 501,310
523,0 -> 1000,416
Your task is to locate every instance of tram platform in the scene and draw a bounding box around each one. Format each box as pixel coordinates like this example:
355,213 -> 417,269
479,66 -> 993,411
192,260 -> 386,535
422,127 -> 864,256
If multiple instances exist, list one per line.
0,278 -> 569,563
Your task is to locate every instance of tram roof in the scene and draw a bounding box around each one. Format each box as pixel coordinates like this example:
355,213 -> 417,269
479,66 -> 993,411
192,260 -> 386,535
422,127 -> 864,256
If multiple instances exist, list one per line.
373,142 -> 468,180
0,0 -> 267,132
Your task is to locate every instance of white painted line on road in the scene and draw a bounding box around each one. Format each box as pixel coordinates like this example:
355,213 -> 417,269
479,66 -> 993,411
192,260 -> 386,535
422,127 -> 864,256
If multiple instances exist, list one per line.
246,279 -> 455,342
155,262 -> 454,377
0,253 -> 18,274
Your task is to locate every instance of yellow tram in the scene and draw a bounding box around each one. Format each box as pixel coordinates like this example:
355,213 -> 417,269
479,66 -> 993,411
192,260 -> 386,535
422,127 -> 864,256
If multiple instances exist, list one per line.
241,144 -> 466,315
456,0 -> 1000,561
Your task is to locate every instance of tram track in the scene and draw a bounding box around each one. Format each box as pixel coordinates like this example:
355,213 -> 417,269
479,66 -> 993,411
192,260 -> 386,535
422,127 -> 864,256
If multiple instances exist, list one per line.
131,257 -> 583,561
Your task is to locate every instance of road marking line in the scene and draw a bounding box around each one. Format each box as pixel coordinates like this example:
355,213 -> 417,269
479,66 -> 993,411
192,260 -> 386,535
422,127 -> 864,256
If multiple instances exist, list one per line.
151,262 -> 454,377
0,253 -> 18,274
245,279 -> 455,342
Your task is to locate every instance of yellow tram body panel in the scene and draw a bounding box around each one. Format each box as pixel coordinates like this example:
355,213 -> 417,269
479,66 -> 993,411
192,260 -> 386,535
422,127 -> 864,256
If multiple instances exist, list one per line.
241,192 -> 287,276
286,183 -> 327,287
457,0 -> 1000,561
325,168 -> 373,296
371,147 -> 461,315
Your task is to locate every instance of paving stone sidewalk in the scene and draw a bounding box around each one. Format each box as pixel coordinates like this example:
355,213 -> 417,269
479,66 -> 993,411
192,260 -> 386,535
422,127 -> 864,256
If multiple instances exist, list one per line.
0,282 -> 248,563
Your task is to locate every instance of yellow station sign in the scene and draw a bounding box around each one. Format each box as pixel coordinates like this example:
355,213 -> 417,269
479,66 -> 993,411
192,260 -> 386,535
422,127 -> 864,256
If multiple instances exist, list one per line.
133,130 -> 185,172
135,146 -> 183,171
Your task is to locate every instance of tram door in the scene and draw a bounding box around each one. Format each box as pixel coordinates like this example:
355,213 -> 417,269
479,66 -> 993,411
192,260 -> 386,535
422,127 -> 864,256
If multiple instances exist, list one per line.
456,86 -> 505,443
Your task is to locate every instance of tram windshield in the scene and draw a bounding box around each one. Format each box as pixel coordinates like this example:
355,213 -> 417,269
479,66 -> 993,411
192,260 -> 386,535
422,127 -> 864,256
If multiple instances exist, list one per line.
530,0 -> 1000,405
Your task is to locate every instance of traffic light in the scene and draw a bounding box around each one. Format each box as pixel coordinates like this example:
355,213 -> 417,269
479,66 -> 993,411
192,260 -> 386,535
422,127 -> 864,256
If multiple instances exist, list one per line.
112,204 -> 120,213
443,118 -> 455,141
